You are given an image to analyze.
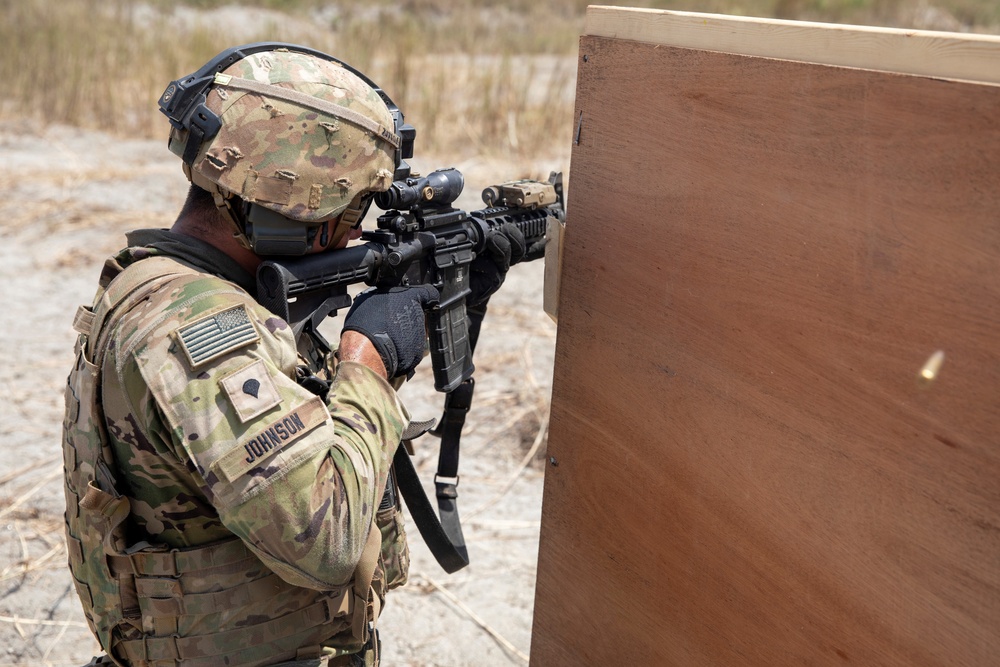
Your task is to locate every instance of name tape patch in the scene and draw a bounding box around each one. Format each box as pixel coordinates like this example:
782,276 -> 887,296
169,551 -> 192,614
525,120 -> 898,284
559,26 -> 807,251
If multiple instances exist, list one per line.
214,396 -> 329,482
176,305 -> 259,370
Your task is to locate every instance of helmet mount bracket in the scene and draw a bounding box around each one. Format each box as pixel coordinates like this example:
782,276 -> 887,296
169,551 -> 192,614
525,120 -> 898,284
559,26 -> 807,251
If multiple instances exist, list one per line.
180,104 -> 223,166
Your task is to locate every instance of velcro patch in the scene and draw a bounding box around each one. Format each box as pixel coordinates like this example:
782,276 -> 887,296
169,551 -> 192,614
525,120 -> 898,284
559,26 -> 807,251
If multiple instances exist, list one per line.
214,396 -> 329,482
176,305 -> 259,370
220,360 -> 281,423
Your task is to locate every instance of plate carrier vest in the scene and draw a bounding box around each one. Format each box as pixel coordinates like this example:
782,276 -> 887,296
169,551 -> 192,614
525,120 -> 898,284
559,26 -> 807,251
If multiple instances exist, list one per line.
62,255 -> 383,667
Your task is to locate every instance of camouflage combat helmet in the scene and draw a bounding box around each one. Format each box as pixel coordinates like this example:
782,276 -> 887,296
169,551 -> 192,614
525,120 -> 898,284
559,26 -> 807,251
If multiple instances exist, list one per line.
159,43 -> 415,255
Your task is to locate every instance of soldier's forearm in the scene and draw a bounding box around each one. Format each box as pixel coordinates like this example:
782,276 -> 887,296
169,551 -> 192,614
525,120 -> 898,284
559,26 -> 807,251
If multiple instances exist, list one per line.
337,331 -> 387,379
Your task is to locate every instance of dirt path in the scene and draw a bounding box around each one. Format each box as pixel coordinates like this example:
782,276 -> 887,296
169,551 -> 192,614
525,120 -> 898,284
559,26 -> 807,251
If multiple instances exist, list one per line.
0,120 -> 566,666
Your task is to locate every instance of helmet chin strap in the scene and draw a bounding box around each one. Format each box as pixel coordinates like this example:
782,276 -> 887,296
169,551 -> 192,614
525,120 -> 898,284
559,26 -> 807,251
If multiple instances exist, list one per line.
325,193 -> 368,248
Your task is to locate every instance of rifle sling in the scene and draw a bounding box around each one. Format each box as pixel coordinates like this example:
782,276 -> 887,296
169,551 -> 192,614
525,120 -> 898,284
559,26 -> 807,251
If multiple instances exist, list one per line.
393,443 -> 469,573
393,302 -> 490,573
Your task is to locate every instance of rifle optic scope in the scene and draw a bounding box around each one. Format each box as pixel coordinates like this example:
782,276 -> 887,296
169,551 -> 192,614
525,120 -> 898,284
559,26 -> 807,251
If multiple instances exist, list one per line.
375,167 -> 465,211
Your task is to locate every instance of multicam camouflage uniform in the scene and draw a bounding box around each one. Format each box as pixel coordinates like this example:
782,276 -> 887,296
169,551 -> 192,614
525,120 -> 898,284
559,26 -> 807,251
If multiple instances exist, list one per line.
63,230 -> 410,666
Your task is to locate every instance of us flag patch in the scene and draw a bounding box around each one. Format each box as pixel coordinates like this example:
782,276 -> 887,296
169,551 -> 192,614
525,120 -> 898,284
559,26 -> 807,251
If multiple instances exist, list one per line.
176,305 -> 259,369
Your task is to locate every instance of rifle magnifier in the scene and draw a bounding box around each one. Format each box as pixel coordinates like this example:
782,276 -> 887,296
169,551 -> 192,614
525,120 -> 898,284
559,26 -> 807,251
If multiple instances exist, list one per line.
375,167 -> 465,210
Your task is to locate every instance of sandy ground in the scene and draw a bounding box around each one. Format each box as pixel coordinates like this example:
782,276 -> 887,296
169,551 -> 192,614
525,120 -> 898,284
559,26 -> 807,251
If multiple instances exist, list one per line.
0,119 -> 569,666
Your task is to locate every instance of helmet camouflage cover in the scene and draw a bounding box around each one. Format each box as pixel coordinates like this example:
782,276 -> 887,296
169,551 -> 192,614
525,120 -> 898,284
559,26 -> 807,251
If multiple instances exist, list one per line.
170,49 -> 398,225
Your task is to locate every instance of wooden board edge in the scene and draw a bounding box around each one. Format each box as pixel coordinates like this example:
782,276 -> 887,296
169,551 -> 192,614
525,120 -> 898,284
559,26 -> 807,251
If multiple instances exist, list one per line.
584,6 -> 1000,85
542,215 -> 565,323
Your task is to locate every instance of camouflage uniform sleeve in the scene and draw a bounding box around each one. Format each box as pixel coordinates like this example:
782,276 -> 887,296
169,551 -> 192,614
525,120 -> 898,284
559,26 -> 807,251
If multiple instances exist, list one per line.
126,273 -> 406,589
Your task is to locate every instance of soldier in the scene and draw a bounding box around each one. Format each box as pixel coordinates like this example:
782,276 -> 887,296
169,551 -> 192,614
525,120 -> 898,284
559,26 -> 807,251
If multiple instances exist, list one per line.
61,44 -> 514,666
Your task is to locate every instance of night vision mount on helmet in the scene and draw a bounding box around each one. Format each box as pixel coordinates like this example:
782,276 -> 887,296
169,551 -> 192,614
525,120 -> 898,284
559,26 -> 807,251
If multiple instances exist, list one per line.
159,42 -> 416,255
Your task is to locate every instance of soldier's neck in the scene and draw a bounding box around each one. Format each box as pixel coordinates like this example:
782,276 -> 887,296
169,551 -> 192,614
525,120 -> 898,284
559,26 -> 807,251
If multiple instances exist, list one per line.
171,213 -> 261,276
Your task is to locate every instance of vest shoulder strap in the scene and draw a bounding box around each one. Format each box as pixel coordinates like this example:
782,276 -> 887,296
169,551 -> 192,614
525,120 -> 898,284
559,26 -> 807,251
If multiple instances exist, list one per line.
86,256 -> 201,364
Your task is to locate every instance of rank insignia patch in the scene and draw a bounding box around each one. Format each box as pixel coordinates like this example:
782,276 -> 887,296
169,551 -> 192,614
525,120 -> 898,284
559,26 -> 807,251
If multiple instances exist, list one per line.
176,305 -> 259,369
220,360 -> 281,423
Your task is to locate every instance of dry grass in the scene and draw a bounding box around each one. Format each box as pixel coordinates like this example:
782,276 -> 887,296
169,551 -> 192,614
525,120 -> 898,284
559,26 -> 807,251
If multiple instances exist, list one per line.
0,0 -> 581,159
0,460 -> 65,587
3,0 -> 995,161
407,570 -> 530,663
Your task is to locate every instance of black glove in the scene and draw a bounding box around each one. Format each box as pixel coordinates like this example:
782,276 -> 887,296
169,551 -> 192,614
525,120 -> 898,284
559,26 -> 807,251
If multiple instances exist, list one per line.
468,222 -> 527,306
342,285 -> 440,379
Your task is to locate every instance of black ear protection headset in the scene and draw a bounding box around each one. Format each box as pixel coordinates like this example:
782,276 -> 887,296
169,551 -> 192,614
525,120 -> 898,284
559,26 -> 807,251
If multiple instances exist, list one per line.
157,42 -> 415,255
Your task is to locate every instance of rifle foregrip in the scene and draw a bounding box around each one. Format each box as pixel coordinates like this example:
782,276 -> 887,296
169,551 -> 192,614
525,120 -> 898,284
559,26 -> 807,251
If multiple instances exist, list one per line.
479,205 -> 555,263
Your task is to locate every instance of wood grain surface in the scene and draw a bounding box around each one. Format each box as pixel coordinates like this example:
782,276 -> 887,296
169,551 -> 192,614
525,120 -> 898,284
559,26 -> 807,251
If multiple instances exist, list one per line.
531,33 -> 1000,667
585,6 -> 1000,84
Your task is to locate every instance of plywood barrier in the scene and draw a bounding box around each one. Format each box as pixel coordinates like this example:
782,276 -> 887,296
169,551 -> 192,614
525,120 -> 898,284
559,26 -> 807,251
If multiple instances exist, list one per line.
532,8 -> 1000,666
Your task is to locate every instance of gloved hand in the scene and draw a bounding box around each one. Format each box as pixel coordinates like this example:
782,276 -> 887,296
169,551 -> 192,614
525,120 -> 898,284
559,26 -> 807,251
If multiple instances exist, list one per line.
468,222 -> 526,307
342,285 -> 440,379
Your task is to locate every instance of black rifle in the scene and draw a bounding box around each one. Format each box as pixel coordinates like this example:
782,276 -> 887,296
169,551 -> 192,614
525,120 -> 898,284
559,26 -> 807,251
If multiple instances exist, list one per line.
256,167 -> 564,572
